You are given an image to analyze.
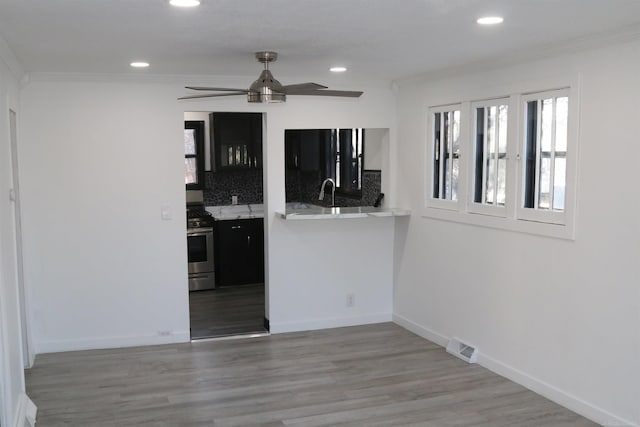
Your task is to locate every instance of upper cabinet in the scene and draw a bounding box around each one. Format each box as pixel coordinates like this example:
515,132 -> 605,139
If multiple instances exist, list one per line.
211,112 -> 263,171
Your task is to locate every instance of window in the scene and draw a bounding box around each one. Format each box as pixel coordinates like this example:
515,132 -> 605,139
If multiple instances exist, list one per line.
522,91 -> 568,212
431,107 -> 461,202
324,128 -> 364,197
473,101 -> 508,209
423,85 -> 577,239
184,120 -> 205,189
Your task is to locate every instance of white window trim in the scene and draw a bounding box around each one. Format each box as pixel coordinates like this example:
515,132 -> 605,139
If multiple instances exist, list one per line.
425,103 -> 466,211
421,75 -> 581,241
515,88 -> 578,228
467,97 -> 514,218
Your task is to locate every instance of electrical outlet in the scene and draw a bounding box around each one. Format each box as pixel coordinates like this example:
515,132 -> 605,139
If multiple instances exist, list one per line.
231,195 -> 238,205
346,293 -> 355,307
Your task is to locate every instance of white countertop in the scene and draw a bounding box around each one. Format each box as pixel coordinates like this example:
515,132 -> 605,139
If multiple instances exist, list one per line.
277,203 -> 411,220
205,204 -> 264,220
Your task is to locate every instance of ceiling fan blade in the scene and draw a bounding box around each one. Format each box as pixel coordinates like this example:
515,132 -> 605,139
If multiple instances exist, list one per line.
293,89 -> 363,98
178,92 -> 248,100
185,86 -> 250,92
281,83 -> 328,94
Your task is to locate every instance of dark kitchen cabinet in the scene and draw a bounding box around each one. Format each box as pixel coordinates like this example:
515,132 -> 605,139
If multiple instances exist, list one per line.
215,218 -> 264,286
284,129 -> 326,171
211,112 -> 263,170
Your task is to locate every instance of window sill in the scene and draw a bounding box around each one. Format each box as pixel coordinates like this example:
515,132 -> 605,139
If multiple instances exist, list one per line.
420,206 -> 575,240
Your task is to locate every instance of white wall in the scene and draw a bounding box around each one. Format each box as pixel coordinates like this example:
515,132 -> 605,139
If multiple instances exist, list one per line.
393,39 -> 640,426
20,81 -> 191,353
0,38 -> 27,426
19,77 -> 398,353
364,128 -> 385,170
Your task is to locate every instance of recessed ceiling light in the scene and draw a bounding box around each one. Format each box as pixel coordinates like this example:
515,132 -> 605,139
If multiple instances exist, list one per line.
169,0 -> 200,7
130,62 -> 150,68
330,67 -> 347,73
477,16 -> 504,25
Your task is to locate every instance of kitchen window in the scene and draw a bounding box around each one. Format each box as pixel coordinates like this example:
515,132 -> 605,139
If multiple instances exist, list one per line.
430,106 -> 461,206
323,128 -> 364,197
185,120 -> 205,189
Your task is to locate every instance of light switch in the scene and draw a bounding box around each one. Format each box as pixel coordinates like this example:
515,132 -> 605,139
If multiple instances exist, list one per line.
161,204 -> 172,220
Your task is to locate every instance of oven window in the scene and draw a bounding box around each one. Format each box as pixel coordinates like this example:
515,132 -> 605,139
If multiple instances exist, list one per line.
188,235 -> 209,263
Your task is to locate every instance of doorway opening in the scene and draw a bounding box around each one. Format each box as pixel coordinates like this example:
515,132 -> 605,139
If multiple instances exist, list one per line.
183,111 -> 268,340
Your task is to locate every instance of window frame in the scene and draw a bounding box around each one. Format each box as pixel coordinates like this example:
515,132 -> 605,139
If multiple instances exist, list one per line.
468,97 -> 514,218
426,104 -> 465,211
185,120 -> 205,190
515,88 -> 577,227
421,78 -> 580,240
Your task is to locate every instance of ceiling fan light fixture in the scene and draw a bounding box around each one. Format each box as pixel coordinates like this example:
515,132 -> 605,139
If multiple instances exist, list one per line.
169,0 -> 200,7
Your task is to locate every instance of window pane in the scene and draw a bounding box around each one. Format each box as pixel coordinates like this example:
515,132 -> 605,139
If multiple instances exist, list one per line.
474,103 -> 507,208
540,98 -> 553,152
498,105 -> 508,153
553,157 -> 566,210
485,153 -> 495,204
432,108 -> 459,202
451,158 -> 459,201
497,158 -> 506,206
538,156 -> 551,209
555,97 -> 568,152
433,113 -> 441,198
185,158 -> 197,184
184,129 -> 196,155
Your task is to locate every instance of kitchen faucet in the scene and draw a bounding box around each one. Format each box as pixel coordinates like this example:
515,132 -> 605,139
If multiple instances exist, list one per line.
318,178 -> 336,207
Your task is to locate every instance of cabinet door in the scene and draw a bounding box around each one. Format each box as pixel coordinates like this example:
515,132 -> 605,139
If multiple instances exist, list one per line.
211,113 -> 263,170
215,219 -> 264,286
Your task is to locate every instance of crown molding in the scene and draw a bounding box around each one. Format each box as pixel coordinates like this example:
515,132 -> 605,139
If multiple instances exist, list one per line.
0,34 -> 24,81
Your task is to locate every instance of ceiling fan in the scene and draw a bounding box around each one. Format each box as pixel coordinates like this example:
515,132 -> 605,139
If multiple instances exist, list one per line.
178,51 -> 363,103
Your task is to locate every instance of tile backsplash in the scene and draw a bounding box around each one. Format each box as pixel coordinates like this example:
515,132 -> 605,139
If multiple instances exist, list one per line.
203,168 -> 381,207
203,170 -> 263,206
286,169 -> 382,208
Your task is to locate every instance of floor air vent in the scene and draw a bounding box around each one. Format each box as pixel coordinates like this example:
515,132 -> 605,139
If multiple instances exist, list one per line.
446,338 -> 478,363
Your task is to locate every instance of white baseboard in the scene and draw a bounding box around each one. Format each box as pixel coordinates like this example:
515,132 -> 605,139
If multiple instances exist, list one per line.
13,393 -> 37,427
392,313 -> 449,347
392,315 -> 638,427
270,312 -> 392,334
35,331 -> 191,354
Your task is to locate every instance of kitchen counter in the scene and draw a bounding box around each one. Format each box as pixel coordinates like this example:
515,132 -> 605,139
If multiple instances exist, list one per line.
206,204 -> 264,220
277,203 -> 410,220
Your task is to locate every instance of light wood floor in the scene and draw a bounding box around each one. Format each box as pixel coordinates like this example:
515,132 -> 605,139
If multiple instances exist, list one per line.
25,323 -> 597,426
189,283 -> 267,339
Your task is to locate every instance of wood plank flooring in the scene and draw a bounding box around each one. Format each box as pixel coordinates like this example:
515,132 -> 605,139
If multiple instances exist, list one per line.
189,283 -> 267,339
25,323 -> 597,426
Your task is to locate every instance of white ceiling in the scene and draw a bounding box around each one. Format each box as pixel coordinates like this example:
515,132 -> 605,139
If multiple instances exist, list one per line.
1,0 -> 640,83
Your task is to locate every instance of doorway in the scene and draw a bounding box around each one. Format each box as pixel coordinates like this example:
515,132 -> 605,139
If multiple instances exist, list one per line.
183,111 -> 268,340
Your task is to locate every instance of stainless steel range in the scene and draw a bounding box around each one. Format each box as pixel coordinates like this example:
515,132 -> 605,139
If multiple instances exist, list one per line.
187,204 -> 215,291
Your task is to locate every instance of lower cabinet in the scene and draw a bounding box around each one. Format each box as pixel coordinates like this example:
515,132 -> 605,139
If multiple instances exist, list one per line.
215,218 -> 264,286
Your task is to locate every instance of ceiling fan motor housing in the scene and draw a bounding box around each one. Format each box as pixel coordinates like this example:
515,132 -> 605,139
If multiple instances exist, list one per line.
248,69 -> 286,103
248,52 -> 286,103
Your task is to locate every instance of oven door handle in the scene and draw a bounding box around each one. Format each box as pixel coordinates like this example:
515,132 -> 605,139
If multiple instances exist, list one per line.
187,231 -> 213,237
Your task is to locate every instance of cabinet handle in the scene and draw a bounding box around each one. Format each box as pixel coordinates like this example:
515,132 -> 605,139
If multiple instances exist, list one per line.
247,235 -> 251,247
231,225 -> 243,230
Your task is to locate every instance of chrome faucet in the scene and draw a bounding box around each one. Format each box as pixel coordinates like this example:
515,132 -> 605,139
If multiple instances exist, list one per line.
318,178 -> 336,207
